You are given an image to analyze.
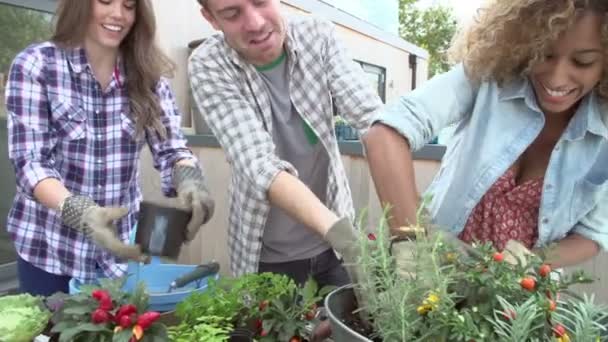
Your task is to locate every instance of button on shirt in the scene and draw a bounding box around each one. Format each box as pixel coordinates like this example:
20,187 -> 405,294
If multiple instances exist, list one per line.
6,42 -> 194,281
189,16 -> 383,276
374,64 -> 608,250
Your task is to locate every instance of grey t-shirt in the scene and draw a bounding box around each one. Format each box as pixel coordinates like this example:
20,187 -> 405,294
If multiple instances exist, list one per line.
257,52 -> 331,263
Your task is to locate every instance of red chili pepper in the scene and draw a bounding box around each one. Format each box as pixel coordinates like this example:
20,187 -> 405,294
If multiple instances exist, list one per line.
98,297 -> 113,311
539,264 -> 552,278
91,308 -> 111,324
115,304 -> 138,321
119,314 -> 133,328
520,277 -> 536,291
553,324 -> 566,337
136,311 -> 161,329
92,289 -> 111,302
367,233 -> 377,241
493,252 -> 504,262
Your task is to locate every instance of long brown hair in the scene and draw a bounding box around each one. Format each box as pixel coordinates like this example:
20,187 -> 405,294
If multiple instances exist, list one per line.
449,0 -> 608,102
52,0 -> 175,137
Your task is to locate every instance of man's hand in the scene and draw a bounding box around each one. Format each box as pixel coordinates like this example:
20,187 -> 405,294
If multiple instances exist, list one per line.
324,217 -> 361,284
173,164 -> 215,241
61,195 -> 146,262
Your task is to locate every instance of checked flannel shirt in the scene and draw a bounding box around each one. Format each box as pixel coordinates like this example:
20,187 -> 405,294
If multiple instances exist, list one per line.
189,16 -> 383,276
6,42 -> 195,281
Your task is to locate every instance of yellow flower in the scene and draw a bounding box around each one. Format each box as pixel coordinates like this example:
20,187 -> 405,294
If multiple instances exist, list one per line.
417,292 -> 440,315
425,293 -> 440,305
556,333 -> 571,342
445,253 -> 458,262
417,304 -> 433,315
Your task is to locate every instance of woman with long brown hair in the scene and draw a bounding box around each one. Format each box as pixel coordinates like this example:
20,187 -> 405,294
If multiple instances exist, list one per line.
365,0 -> 608,267
5,0 -> 214,296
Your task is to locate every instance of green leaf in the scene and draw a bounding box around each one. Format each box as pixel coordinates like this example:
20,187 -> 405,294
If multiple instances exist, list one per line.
58,326 -> 87,342
301,277 -> 318,303
112,328 -> 133,342
50,320 -> 79,333
73,323 -> 112,333
63,305 -> 95,316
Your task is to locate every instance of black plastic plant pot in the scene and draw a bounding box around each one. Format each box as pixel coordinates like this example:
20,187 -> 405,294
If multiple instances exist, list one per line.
229,328 -> 255,342
135,201 -> 191,259
325,284 -> 374,342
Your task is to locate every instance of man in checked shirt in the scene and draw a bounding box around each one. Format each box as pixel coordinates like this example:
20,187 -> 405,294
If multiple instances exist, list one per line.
189,0 -> 383,297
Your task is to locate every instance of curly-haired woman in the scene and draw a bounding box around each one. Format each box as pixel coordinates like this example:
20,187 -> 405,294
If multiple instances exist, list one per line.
365,0 -> 608,267
5,0 -> 214,296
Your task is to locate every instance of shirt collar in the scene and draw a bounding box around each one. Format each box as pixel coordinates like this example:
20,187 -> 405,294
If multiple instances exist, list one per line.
564,91 -> 608,141
499,78 -> 608,140
66,46 -> 88,74
65,45 -> 126,88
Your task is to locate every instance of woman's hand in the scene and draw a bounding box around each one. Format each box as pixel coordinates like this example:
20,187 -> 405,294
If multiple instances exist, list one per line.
60,195 -> 147,262
172,164 -> 215,241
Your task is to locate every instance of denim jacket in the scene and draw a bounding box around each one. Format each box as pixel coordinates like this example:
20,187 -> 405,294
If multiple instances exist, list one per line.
374,64 -> 608,250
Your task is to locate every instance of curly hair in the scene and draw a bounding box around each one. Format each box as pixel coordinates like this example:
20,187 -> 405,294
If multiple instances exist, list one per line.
449,0 -> 608,101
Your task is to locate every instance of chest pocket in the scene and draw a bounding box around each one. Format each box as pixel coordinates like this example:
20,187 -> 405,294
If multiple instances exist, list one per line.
120,111 -> 139,143
51,100 -> 87,141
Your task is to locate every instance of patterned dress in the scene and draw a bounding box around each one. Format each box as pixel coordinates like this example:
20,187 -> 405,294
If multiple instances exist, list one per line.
459,167 -> 543,250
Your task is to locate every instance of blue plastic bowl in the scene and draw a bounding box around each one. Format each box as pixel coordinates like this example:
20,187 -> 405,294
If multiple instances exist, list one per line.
69,258 -> 219,312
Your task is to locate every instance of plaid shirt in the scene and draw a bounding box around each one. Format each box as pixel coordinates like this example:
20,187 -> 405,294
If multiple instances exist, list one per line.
6,42 -> 194,281
189,16 -> 382,276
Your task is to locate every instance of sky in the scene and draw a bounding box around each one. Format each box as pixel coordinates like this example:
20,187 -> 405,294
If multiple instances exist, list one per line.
324,0 -> 486,35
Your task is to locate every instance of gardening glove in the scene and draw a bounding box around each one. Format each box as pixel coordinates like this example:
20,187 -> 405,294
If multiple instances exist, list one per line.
323,217 -> 375,321
324,217 -> 363,285
172,164 -> 215,241
60,195 -> 147,262
503,240 -> 535,266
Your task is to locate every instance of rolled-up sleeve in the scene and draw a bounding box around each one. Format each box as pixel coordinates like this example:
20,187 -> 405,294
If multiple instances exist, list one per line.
146,78 -> 197,196
573,201 -> 608,251
188,46 -> 297,201
373,64 -> 477,151
6,50 -> 63,197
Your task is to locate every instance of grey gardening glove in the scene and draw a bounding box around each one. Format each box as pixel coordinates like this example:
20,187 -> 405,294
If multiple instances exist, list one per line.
172,164 -> 215,241
61,195 -> 146,262
325,217 -> 378,324
324,217 -> 362,285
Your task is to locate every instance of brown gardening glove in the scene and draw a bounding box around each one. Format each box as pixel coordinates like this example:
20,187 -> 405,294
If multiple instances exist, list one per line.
172,164 -> 215,241
61,195 -> 146,262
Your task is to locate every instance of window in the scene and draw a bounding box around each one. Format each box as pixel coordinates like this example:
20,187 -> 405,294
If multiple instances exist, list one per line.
0,0 -> 53,292
356,60 -> 386,103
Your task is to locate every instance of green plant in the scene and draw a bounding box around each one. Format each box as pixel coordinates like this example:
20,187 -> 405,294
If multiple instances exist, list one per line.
0,293 -> 51,342
352,208 -> 608,341
168,315 -> 232,342
258,276 -> 334,341
48,278 -> 167,342
175,272 -> 334,341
